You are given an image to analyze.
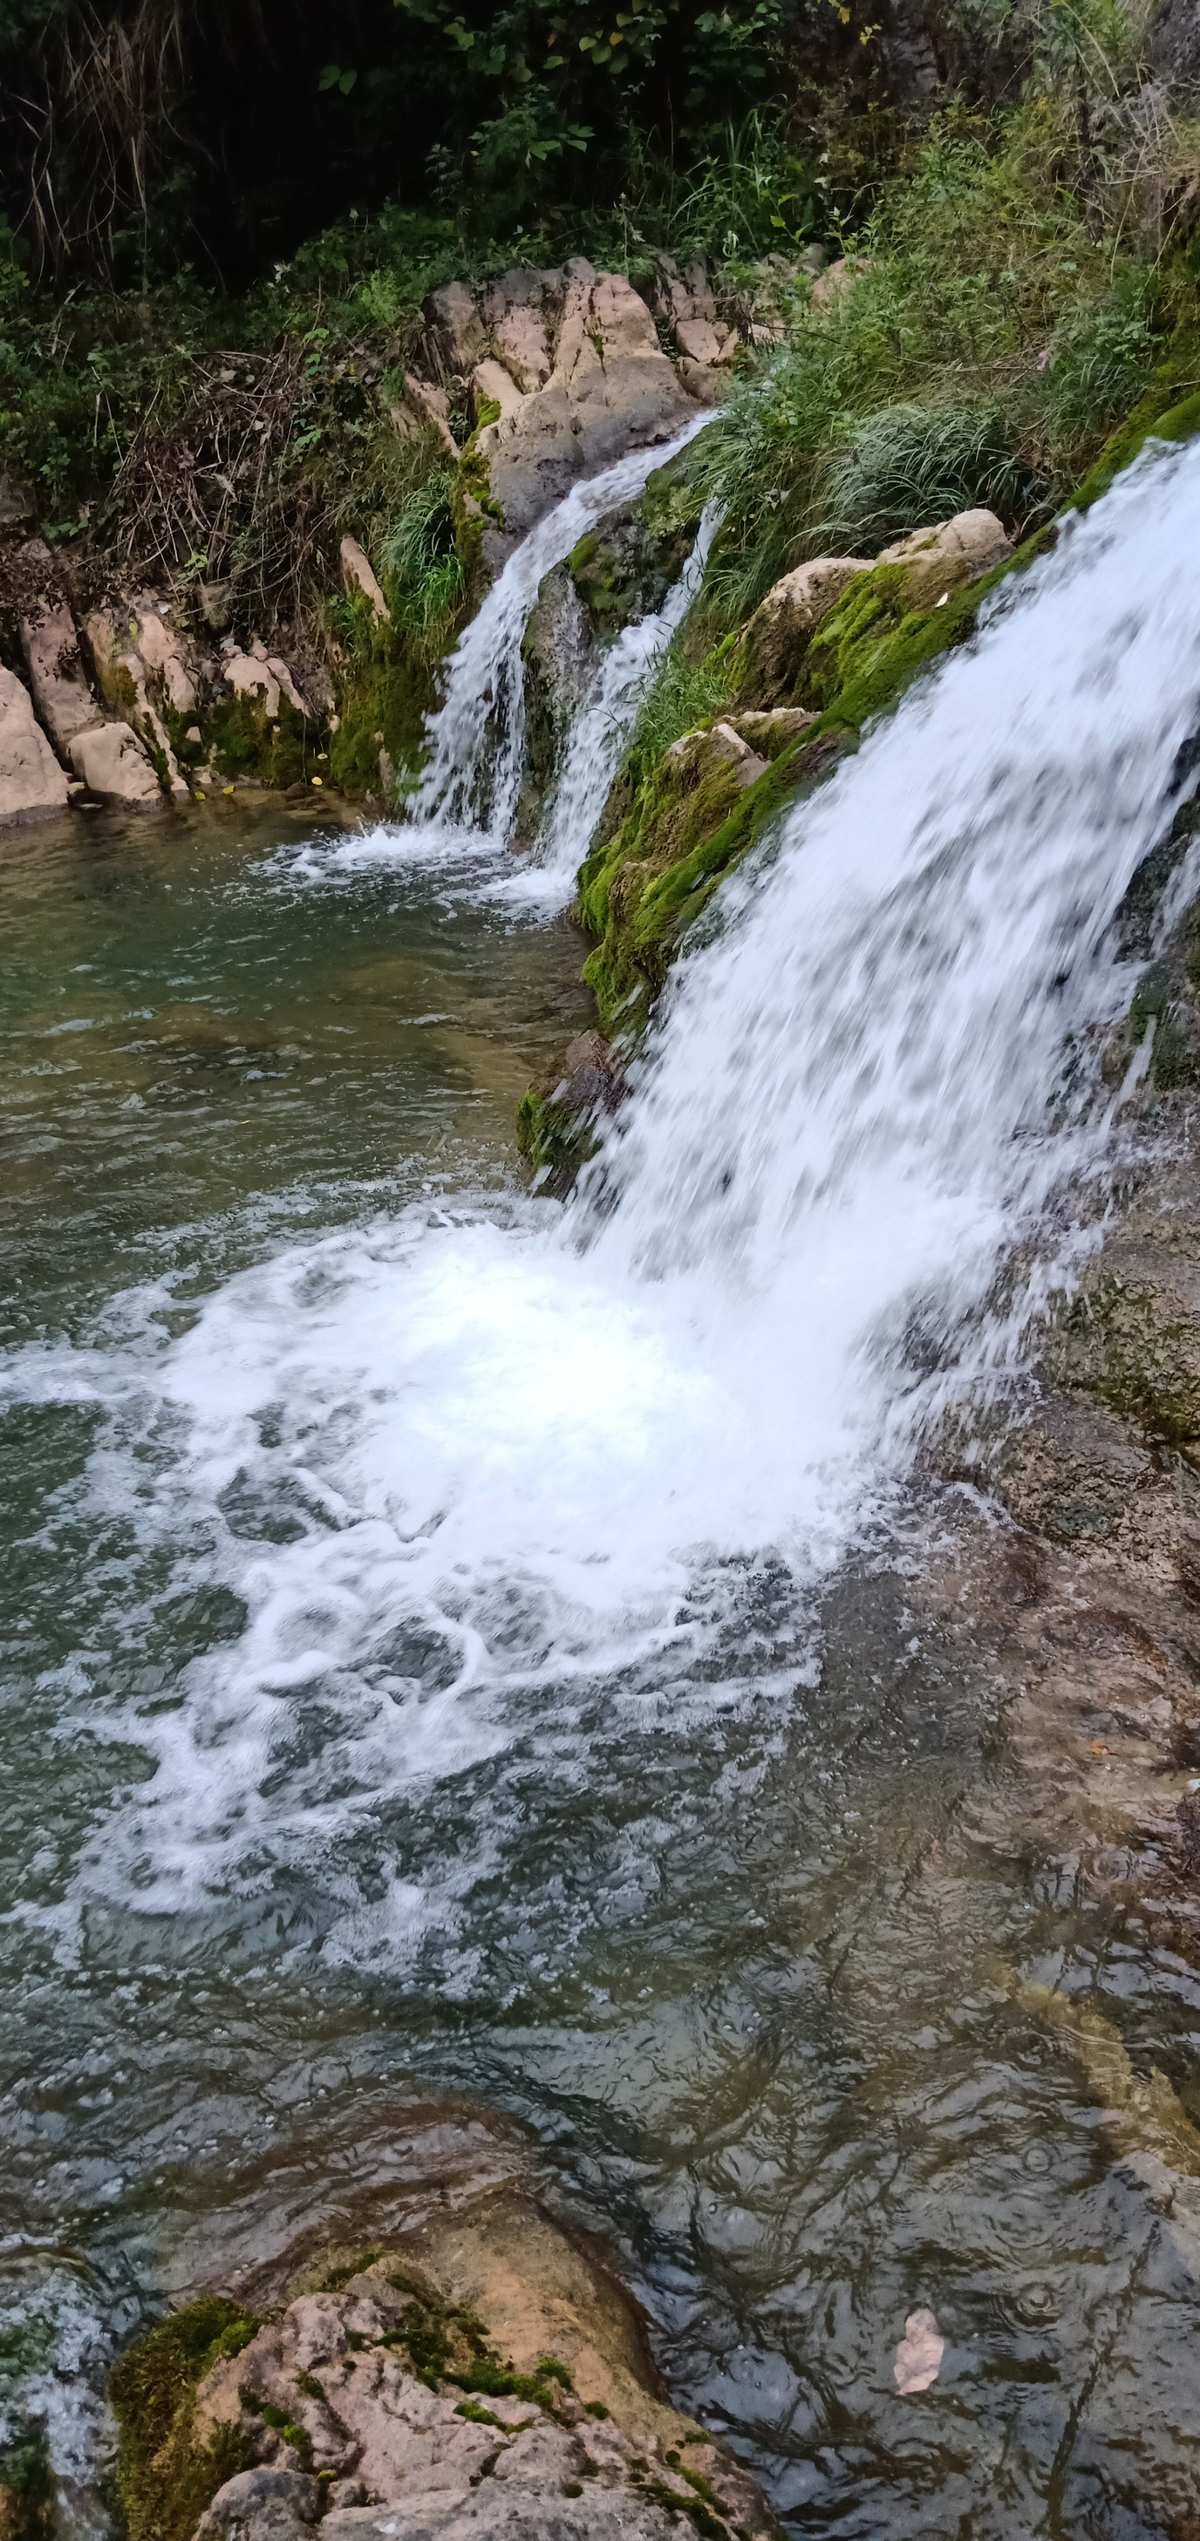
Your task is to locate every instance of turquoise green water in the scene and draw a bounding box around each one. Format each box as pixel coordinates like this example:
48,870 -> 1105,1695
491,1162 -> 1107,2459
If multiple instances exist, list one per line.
2,802 -> 1200,2541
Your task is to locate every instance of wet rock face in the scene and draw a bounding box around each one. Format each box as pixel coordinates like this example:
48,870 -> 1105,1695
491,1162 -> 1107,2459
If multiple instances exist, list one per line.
111,2188 -> 773,2541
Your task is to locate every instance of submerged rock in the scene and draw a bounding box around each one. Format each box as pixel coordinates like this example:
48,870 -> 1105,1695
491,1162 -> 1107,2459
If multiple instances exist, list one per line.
109,2184 -> 772,2541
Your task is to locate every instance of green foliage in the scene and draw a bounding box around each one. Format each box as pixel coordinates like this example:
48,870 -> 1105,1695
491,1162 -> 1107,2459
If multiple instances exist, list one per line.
1038,268 -> 1159,468
380,467 -> 466,648
812,399 -> 1038,551
623,643 -> 732,789
698,104 -> 1166,615
109,2298 -> 261,2541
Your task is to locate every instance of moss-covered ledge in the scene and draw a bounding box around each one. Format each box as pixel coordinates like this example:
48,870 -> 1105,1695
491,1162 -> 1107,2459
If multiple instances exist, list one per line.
568,352 -> 1200,1048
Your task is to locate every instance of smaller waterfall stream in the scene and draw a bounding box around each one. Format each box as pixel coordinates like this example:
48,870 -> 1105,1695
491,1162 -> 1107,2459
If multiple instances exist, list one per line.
537,502 -> 720,880
414,417 -> 710,843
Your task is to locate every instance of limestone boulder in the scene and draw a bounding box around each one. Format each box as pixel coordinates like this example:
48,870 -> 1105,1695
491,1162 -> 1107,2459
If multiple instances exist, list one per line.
730,705 -> 820,759
0,665 -> 70,821
340,535 -> 390,625
475,263 -> 698,541
111,2184 -> 773,2541
86,602 -> 192,794
196,2472 -> 320,2541
879,509 -> 1012,609
19,596 -> 100,750
402,374 -> 459,457
134,604 -> 198,714
68,719 -> 162,805
665,719 -> 767,790
427,280 -> 488,375
222,645 -> 309,720
471,358 -> 525,423
811,255 -> 872,311
484,272 -> 554,393
734,556 -> 871,705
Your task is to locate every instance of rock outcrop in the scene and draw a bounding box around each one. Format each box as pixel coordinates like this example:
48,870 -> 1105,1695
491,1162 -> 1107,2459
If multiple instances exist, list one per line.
68,718 -> 164,805
878,507 -> 1012,608
18,561 -> 99,752
340,537 -> 390,626
469,263 -> 697,544
0,663 -> 70,820
733,557 -> 871,705
110,2186 -> 773,2541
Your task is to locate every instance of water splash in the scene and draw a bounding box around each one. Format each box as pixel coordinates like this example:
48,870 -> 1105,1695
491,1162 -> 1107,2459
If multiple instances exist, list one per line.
414,417 -> 710,842
537,502 -> 720,882
6,441 -> 1200,1949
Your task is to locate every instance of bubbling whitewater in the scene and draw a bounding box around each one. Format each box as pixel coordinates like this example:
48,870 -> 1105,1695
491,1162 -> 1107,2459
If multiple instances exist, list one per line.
8,440 -> 1200,1949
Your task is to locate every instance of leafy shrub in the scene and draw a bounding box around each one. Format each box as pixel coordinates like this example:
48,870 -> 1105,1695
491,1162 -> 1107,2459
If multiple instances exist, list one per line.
1039,269 -> 1159,466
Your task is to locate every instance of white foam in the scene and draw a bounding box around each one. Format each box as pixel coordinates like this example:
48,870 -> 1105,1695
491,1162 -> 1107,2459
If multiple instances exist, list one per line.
6,439 -> 1200,1960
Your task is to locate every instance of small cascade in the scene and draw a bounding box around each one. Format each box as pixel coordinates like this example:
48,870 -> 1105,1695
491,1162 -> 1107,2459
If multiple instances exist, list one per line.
413,417 -> 709,842
537,502 -> 720,880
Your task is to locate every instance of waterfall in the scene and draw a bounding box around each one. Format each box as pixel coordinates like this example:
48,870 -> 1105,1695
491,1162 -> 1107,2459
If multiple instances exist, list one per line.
536,502 -> 720,880
17,437 -> 1200,1939
414,417 -> 710,842
582,440 -> 1200,1452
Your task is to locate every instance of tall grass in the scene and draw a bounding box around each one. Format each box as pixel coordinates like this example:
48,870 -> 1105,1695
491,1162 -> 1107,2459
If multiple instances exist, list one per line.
380,468 -> 465,652
697,104 -> 1169,618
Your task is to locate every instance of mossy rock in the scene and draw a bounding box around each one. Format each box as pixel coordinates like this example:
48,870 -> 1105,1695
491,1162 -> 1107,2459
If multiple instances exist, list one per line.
1055,1267 -> 1200,1448
567,445 -> 706,641
109,2298 -> 261,2541
451,407 -> 506,593
1070,340 -> 1200,514
0,2422 -> 53,2541
207,693 -> 314,790
572,357 -> 1200,1042
516,1031 -> 622,1193
578,724 -> 848,1032
328,648 -> 438,799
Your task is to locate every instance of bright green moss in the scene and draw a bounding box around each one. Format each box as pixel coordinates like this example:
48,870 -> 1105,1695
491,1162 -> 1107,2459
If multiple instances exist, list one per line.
207,692 -> 312,788
109,2298 -> 262,2541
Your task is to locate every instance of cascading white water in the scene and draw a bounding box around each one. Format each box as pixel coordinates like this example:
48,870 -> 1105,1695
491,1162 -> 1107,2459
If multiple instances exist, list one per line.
536,502 -> 720,879
9,438 -> 1200,1946
583,444 -> 1200,1409
414,417 -> 710,841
